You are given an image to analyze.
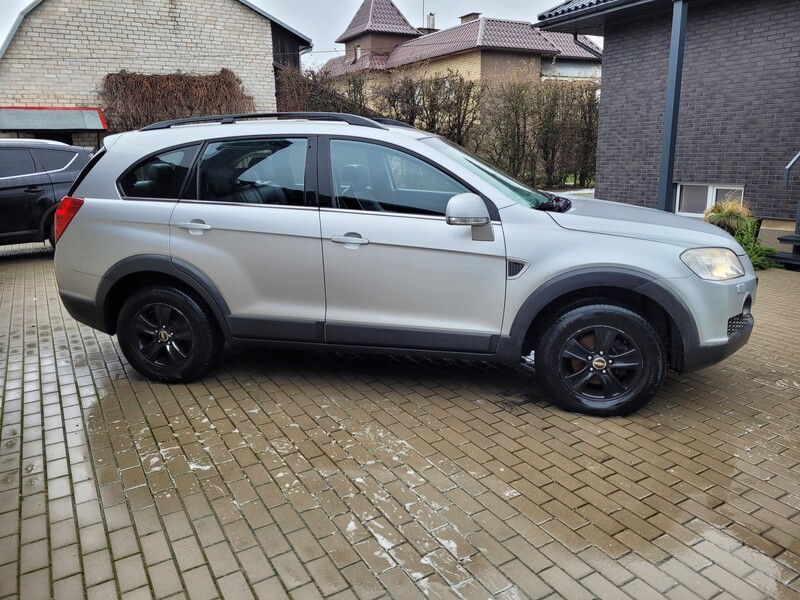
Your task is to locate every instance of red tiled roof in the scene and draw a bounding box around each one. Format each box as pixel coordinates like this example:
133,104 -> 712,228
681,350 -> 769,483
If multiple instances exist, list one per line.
335,0 -> 419,43
385,18 -> 560,69
539,31 -> 602,59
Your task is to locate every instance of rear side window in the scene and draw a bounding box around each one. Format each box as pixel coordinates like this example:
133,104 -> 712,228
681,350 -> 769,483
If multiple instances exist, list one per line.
196,138 -> 308,205
34,149 -> 78,172
119,145 -> 199,199
0,148 -> 36,178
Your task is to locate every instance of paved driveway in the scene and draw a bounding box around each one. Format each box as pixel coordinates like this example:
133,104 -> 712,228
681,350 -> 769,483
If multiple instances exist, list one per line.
1,243 -> 799,600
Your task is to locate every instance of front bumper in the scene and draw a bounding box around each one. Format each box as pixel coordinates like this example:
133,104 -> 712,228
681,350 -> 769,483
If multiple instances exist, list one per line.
679,312 -> 754,372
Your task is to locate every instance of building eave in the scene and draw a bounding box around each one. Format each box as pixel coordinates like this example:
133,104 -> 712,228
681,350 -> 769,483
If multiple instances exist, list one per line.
0,0 -> 45,61
537,0 -> 672,35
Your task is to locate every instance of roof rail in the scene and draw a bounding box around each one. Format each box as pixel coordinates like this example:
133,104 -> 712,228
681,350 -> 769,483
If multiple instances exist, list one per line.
371,117 -> 416,129
139,112 -> 387,132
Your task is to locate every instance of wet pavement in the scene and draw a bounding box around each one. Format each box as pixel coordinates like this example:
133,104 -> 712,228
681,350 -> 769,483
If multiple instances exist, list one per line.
0,242 -> 799,600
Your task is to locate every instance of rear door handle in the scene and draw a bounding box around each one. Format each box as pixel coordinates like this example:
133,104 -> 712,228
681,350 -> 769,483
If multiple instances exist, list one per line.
177,221 -> 212,235
24,187 -> 43,194
331,234 -> 369,245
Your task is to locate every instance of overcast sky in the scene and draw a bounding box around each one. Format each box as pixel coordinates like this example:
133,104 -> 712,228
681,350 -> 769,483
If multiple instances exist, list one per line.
261,0 -> 575,69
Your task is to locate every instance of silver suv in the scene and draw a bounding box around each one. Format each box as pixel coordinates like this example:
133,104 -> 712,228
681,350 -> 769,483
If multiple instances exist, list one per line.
54,113 -> 757,415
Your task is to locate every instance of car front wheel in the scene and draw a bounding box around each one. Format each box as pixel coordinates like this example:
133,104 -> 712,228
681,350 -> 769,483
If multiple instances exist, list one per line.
536,304 -> 666,416
117,286 -> 222,383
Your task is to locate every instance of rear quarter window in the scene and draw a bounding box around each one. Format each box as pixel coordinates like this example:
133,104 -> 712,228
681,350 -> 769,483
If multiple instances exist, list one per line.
118,145 -> 200,199
33,149 -> 78,172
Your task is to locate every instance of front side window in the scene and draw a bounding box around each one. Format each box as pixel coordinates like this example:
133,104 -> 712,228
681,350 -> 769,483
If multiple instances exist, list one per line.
677,183 -> 744,216
197,138 -> 307,205
119,145 -> 199,199
0,148 -> 36,178
330,139 -> 468,215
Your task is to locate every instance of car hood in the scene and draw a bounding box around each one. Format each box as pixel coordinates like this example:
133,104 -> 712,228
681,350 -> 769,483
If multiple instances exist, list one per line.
547,197 -> 743,252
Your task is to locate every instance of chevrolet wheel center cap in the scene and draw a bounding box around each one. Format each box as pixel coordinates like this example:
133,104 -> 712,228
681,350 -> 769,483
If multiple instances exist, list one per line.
592,357 -> 607,370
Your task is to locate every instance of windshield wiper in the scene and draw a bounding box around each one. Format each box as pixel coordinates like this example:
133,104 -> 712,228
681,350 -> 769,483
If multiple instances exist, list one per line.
534,191 -> 572,213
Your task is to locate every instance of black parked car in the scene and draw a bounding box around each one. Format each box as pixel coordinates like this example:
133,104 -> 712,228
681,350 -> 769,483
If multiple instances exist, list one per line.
0,139 -> 92,247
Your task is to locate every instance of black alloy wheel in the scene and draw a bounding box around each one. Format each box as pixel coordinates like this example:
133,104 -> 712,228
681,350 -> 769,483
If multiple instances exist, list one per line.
117,286 -> 222,383
536,304 -> 666,416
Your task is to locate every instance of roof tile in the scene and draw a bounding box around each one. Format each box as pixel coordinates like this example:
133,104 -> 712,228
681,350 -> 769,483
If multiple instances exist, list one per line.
385,18 -> 562,69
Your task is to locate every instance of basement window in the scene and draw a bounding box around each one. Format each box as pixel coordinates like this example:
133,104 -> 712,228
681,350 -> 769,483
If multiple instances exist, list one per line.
677,184 -> 744,216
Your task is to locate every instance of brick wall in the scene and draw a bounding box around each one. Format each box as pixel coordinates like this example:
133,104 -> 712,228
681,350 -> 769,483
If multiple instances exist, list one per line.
409,51 -> 484,81
597,0 -> 800,220
0,0 -> 276,113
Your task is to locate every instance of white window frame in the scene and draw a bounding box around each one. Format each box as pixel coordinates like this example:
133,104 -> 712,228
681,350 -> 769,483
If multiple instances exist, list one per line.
675,183 -> 745,217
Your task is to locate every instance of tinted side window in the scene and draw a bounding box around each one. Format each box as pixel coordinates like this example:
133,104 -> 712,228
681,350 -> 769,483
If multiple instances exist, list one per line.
119,145 -> 199,199
0,148 -> 36,178
34,149 -> 78,172
330,140 -> 467,215
197,138 -> 307,205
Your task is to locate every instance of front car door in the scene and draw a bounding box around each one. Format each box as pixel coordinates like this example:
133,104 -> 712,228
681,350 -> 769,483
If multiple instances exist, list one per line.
319,138 -> 506,353
169,136 -> 325,342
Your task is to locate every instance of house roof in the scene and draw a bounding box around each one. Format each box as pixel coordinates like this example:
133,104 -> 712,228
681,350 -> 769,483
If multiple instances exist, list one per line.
1,0 -> 312,61
385,18 -> 560,69
322,14 -> 602,75
540,31 -> 602,60
336,0 -> 420,44
323,52 -> 390,78
537,0 -> 673,34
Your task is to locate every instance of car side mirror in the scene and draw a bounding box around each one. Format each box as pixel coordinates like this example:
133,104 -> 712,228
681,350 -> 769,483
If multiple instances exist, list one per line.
446,193 -> 490,226
445,193 -> 493,241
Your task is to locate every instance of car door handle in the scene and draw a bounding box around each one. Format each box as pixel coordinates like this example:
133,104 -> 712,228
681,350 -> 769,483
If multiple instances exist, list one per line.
178,221 -> 212,230
24,186 -> 43,194
177,221 -> 212,235
331,235 -> 369,245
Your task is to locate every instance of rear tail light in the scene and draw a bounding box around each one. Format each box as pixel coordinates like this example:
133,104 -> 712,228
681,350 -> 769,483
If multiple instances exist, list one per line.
55,196 -> 84,243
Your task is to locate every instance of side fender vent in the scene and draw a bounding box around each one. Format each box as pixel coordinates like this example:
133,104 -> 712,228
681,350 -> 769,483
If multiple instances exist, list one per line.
507,260 -> 528,278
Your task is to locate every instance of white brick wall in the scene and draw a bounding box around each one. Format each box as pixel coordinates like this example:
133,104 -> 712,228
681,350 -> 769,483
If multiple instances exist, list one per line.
0,0 -> 276,111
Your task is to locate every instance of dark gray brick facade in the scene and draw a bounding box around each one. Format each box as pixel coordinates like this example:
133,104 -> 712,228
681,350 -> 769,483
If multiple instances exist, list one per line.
596,0 -> 800,220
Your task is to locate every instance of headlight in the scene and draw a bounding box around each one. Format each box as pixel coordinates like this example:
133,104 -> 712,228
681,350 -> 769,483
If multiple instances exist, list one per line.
681,248 -> 745,280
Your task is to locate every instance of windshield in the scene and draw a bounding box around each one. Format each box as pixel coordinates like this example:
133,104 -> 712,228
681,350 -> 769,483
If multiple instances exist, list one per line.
421,137 -> 550,208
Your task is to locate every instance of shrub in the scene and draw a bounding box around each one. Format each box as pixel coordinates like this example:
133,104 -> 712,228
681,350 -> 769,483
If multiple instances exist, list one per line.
703,201 -> 779,270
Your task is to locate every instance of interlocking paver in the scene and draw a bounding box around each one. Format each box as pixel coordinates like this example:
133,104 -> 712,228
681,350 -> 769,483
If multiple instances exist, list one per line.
1,242 -> 800,598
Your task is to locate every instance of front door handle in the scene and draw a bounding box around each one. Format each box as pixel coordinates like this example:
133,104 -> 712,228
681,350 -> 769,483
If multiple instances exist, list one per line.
24,187 -> 43,194
177,221 -> 212,235
331,234 -> 369,246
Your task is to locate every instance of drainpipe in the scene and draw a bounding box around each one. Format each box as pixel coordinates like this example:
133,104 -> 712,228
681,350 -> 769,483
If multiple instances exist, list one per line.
656,0 -> 688,212
572,33 -> 603,61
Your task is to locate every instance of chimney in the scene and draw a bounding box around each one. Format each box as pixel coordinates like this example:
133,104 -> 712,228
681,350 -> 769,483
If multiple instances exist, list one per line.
460,12 -> 480,24
418,12 -> 438,35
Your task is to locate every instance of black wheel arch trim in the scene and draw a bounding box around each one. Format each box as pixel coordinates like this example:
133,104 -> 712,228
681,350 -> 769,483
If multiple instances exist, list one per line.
95,254 -> 233,338
499,267 -> 699,366
40,204 -> 58,237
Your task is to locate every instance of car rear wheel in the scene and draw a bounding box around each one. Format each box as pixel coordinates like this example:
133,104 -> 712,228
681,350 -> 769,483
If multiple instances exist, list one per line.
535,304 -> 666,416
117,286 -> 222,383
47,219 -> 56,247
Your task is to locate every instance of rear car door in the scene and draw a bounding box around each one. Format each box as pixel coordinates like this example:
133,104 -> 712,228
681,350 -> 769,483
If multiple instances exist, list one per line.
169,136 -> 325,342
319,138 -> 507,353
0,147 -> 54,242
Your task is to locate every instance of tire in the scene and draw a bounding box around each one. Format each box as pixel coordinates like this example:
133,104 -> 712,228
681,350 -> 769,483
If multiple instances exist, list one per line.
535,304 -> 666,416
116,286 -> 223,383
